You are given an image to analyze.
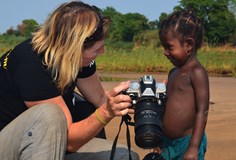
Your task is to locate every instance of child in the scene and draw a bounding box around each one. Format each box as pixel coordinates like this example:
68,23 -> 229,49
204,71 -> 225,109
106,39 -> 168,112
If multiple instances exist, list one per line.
158,9 -> 209,160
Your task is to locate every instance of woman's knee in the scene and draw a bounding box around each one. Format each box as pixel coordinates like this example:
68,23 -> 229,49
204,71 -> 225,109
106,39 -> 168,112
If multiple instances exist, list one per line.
31,103 -> 68,130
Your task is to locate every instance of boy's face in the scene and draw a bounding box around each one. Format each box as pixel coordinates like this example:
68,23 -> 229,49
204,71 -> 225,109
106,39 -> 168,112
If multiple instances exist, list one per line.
160,31 -> 189,67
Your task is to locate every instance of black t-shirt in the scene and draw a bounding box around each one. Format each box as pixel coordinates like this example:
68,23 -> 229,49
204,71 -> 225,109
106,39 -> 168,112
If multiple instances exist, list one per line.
0,38 -> 96,131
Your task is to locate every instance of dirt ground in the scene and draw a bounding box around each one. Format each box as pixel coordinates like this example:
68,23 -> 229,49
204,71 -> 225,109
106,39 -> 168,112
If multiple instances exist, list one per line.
99,72 -> 236,160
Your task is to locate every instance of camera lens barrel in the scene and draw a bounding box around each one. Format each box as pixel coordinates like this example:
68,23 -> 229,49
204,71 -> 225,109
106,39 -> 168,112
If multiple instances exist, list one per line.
134,98 -> 163,149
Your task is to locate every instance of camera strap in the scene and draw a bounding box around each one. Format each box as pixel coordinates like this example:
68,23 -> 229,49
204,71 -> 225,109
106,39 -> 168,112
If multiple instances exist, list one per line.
110,115 -> 134,160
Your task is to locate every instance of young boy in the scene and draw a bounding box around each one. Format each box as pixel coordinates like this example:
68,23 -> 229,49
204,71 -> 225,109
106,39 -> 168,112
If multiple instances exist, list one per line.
158,9 -> 209,160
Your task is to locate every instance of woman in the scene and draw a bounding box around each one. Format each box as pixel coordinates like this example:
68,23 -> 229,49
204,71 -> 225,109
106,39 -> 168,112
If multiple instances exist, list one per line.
0,1 -> 139,160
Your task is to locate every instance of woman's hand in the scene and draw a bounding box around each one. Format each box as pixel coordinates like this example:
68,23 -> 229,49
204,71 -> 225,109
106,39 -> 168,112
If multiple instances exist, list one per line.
103,81 -> 133,119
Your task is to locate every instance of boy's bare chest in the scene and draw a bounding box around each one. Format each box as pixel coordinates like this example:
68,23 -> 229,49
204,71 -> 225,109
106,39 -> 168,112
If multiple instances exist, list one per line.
167,70 -> 192,93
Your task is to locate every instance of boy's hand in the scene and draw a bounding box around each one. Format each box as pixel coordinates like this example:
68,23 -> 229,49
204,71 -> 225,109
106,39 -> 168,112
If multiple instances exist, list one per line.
183,145 -> 198,160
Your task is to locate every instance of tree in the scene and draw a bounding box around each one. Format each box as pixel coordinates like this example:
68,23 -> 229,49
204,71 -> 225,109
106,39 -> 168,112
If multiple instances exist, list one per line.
103,7 -> 124,41
134,29 -> 161,48
121,13 -> 149,41
175,0 -> 236,45
17,19 -> 38,37
157,12 -> 169,29
6,27 -> 15,35
148,20 -> 159,30
103,7 -> 149,42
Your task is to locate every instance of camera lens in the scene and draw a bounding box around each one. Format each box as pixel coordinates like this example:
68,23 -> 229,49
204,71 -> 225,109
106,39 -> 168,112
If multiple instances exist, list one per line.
134,99 -> 163,149
143,152 -> 164,160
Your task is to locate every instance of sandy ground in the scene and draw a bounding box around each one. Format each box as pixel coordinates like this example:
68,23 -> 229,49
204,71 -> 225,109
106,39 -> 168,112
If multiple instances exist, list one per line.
99,72 -> 236,160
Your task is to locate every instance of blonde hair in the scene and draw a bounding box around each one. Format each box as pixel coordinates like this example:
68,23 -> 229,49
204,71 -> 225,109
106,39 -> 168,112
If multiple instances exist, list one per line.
32,1 -> 110,94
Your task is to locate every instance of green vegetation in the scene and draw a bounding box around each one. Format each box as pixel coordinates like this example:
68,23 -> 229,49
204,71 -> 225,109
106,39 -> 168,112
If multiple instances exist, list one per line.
198,46 -> 236,76
2,0 -> 236,47
175,0 -> 236,45
97,46 -> 171,73
0,35 -> 235,77
0,35 -> 26,53
96,45 -> 236,77
1,0 -> 236,77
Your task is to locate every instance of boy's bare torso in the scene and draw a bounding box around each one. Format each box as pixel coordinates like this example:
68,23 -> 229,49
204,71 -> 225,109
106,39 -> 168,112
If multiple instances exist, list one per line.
163,59 -> 202,139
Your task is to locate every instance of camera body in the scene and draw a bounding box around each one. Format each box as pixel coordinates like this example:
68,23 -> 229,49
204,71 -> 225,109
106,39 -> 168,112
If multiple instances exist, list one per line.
125,75 -> 166,105
123,75 -> 167,149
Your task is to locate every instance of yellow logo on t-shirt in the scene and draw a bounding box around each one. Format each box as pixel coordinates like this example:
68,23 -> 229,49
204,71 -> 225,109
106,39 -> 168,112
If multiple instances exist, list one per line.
2,49 -> 12,69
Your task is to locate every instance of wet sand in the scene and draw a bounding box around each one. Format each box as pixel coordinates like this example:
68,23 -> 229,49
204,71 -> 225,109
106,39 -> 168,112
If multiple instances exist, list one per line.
99,72 -> 236,160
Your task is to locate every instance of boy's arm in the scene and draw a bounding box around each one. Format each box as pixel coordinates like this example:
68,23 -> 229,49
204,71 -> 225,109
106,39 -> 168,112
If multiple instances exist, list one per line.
184,66 -> 209,159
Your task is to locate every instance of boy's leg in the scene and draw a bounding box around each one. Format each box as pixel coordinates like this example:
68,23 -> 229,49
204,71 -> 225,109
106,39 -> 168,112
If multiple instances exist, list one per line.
65,138 -> 140,160
161,134 -> 207,160
161,135 -> 190,160
0,104 -> 67,160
